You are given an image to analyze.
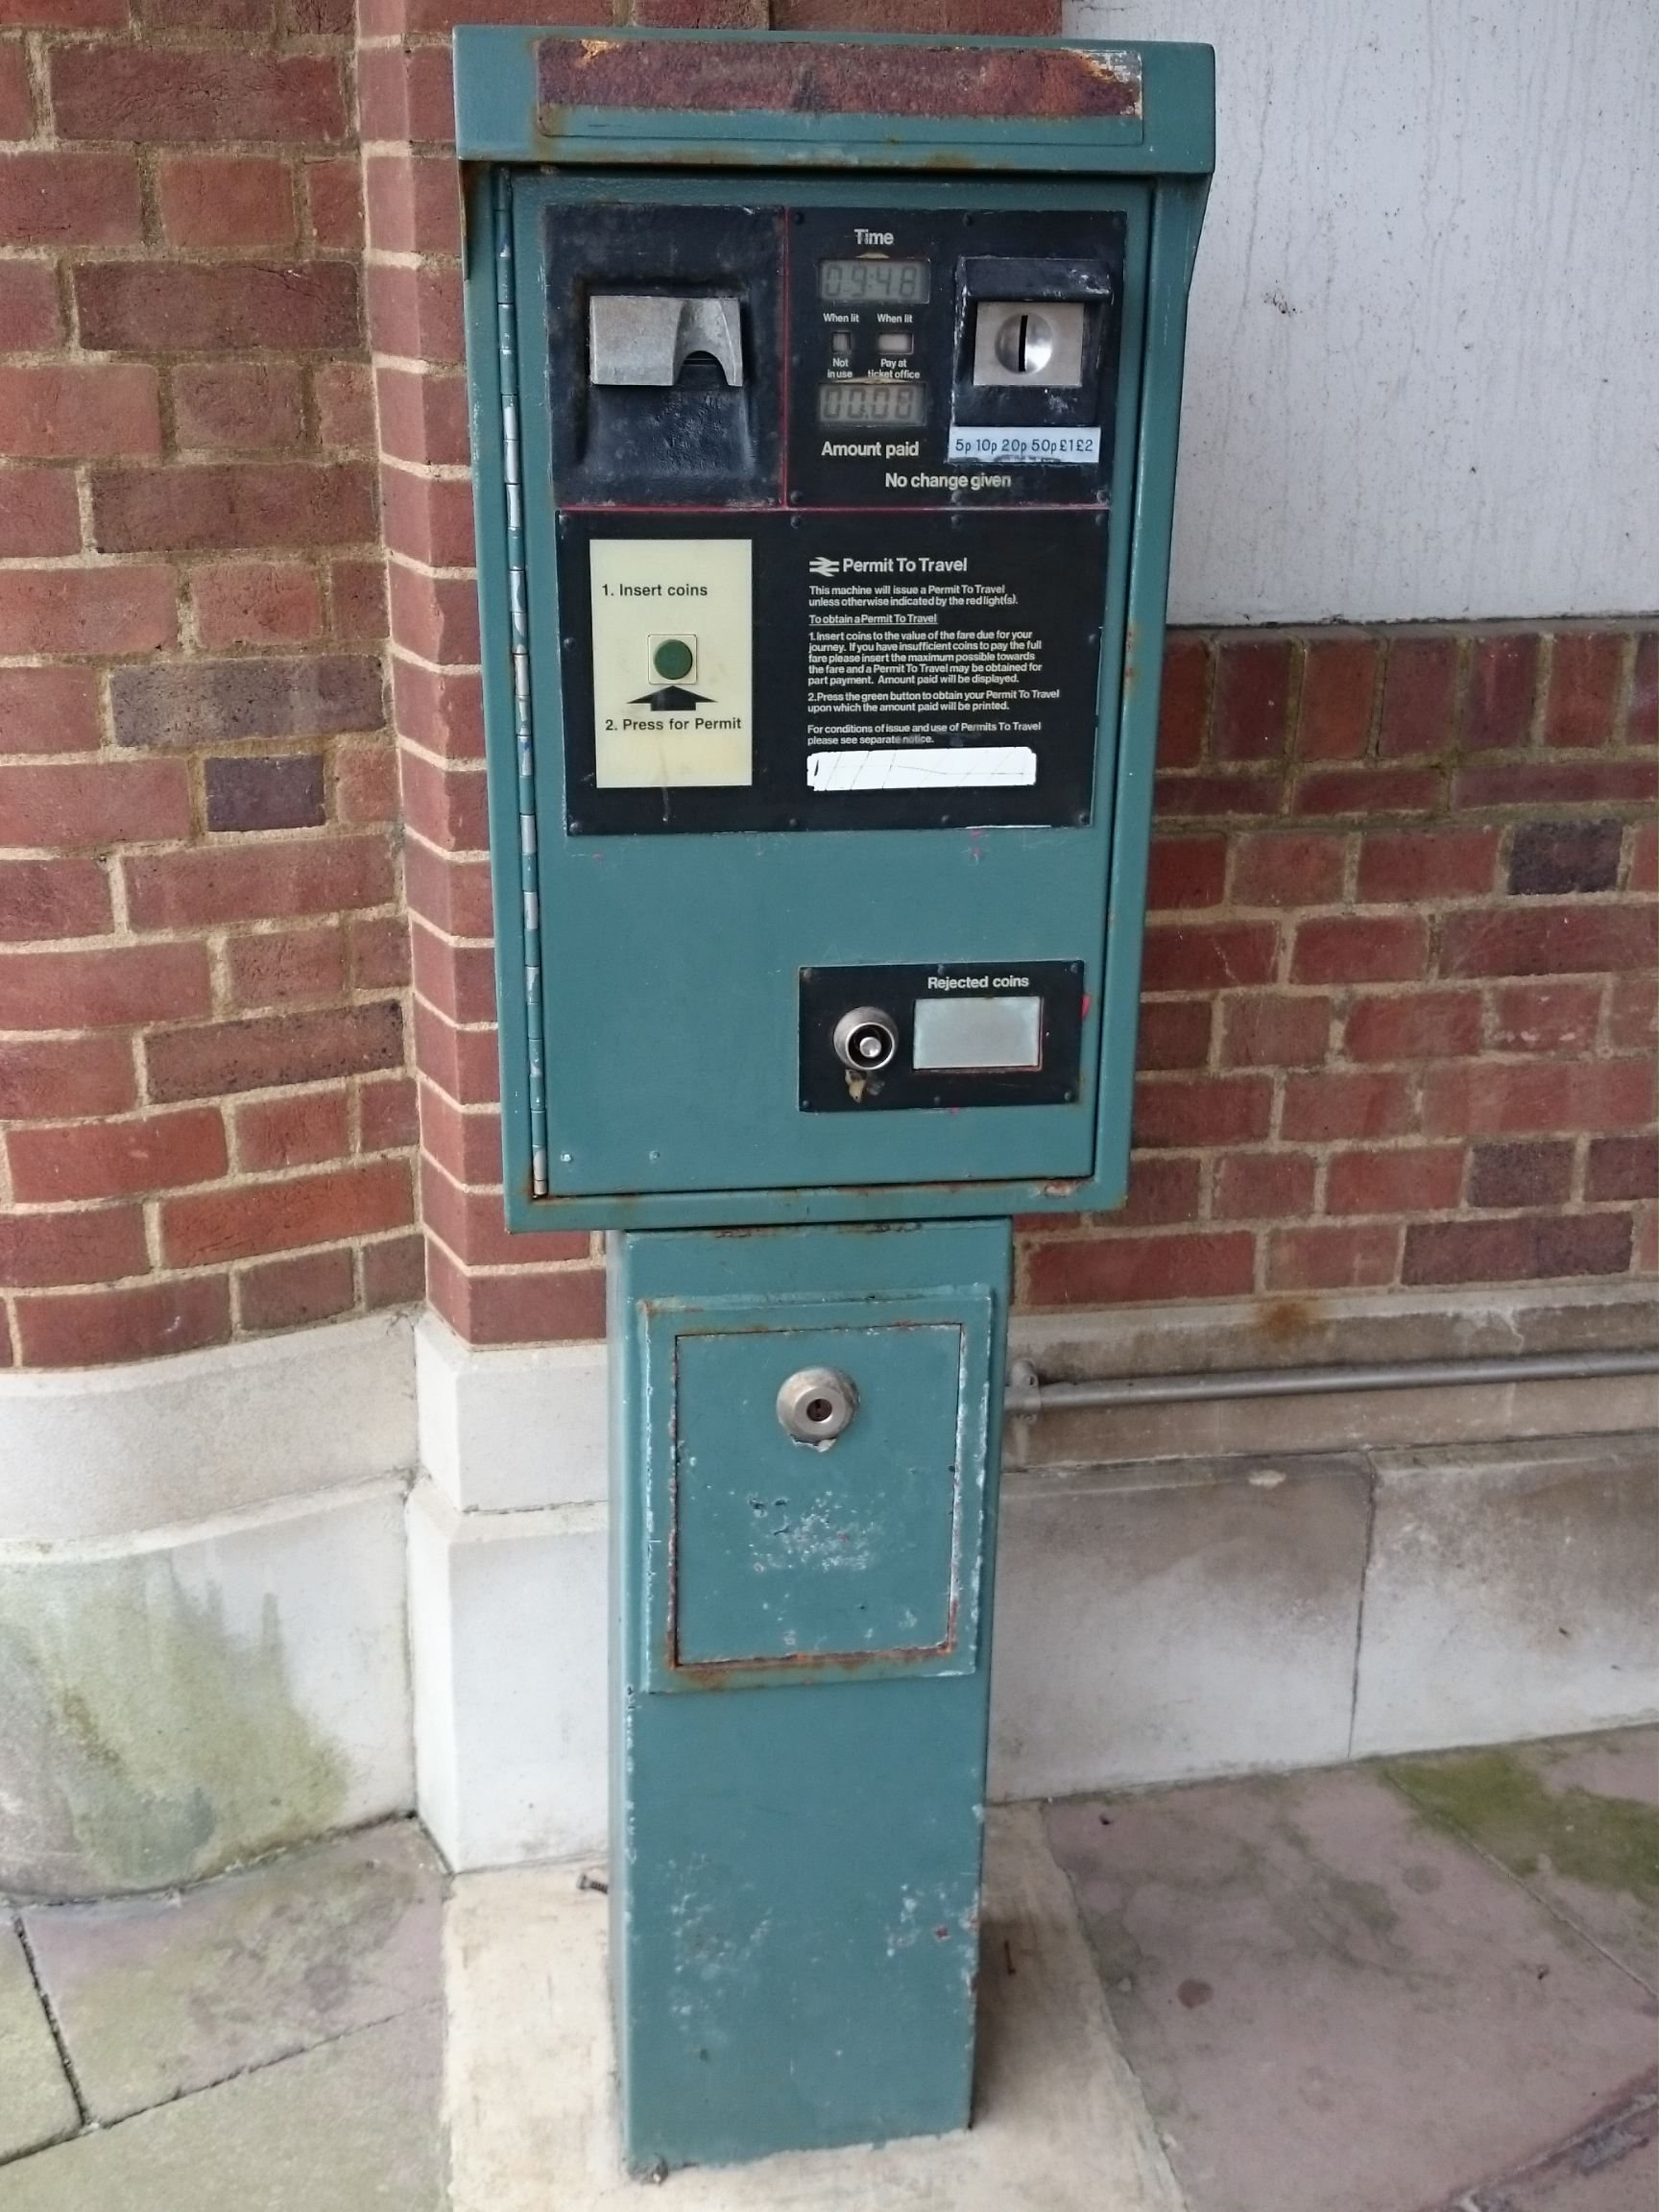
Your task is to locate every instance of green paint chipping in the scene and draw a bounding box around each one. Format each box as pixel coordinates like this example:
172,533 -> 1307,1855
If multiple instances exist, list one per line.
1383,1748 -> 1659,1909
0,1553 -> 349,1899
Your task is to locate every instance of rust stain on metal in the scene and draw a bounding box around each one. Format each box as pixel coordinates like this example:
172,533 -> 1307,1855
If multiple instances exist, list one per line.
668,1633 -> 956,1689
537,38 -> 1142,126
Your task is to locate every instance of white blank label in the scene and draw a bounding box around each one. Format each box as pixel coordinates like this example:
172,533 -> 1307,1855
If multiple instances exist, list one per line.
807,747 -> 1037,792
912,996 -> 1043,1072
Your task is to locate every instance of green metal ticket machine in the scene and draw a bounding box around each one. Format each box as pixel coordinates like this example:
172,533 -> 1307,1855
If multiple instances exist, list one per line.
454,24 -> 1213,2174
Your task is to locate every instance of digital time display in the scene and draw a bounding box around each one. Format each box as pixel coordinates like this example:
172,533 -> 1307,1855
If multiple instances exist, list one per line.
819,258 -> 931,304
818,380 -> 928,427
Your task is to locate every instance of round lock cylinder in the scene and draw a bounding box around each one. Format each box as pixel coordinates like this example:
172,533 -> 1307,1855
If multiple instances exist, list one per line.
776,1366 -> 859,1445
832,1005 -> 900,1073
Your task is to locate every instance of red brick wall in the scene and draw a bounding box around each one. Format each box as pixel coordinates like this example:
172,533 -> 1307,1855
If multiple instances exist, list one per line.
0,0 -> 419,1365
2,0 -> 1653,1369
1021,624 -> 1657,1310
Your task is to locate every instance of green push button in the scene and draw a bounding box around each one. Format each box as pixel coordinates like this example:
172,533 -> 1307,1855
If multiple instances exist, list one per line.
652,637 -> 695,682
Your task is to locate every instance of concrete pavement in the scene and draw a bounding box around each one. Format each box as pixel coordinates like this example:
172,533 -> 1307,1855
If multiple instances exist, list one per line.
0,1730 -> 1651,2210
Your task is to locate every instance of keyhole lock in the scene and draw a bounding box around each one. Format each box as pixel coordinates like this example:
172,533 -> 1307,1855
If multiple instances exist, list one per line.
777,1366 -> 859,1447
832,1005 -> 899,1073
994,308 -> 1055,377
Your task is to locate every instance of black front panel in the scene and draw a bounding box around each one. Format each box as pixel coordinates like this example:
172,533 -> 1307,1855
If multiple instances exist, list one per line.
558,509 -> 1104,835
800,963 -> 1084,1113
786,206 -> 1124,510
546,201 -> 1125,837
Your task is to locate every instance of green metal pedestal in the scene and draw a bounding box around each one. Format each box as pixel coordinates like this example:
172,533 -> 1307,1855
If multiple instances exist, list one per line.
609,1219 -> 1011,2172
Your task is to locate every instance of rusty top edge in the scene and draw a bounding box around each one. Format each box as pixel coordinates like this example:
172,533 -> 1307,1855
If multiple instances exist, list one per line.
536,37 -> 1143,126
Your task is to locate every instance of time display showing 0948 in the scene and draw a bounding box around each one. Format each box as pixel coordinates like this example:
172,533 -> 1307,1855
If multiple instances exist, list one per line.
818,257 -> 931,303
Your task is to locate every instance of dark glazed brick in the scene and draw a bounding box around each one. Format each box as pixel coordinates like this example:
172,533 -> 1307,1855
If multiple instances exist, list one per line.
204,754 -> 325,832
238,1246 -> 354,1333
1135,998 -> 1213,1070
1403,1212 -> 1632,1286
92,463 -> 374,554
1213,640 -> 1294,762
146,1000 -> 403,1101
1378,637 -> 1456,757
1145,832 -> 1227,910
1585,1134 -> 1658,1203
112,658 -> 384,748
363,1229 -> 426,1309
50,50 -> 347,145
1468,1142 -> 1574,1210
75,263 -> 360,354
1508,819 -> 1623,897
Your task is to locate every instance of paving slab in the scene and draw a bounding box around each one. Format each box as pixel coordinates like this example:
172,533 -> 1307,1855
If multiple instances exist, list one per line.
445,1803 -> 1185,2211
1046,1764 -> 1659,2212
1382,1728 -> 1659,1992
0,2007 -> 443,2212
19,1819 -> 443,2125
1427,2077 -> 1658,2212
0,1925 -> 77,2164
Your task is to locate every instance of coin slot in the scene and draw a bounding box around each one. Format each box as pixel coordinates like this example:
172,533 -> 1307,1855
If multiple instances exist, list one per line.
971,298 -> 1087,390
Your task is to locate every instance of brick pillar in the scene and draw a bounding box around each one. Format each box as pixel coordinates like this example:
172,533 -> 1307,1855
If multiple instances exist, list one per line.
359,0 -> 612,1349
366,0 -> 1060,1352
0,0 -> 419,1367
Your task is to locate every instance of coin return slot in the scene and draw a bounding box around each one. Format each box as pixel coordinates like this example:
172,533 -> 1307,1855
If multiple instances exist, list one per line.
911,996 -> 1043,1072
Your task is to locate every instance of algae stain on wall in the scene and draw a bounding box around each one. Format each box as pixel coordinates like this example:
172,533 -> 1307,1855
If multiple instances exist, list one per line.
0,1552 -> 350,1898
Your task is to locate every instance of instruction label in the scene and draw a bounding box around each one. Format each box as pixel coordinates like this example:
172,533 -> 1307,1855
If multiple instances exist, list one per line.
559,511 -> 1105,834
589,538 -> 753,788
796,515 -> 1102,820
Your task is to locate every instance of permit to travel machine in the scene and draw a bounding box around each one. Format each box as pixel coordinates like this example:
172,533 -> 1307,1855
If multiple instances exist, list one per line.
455,24 -> 1213,2174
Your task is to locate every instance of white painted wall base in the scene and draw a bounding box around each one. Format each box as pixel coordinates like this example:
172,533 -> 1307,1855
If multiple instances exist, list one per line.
989,1432 -> 1657,1800
408,1481 -> 607,1871
0,1315 -> 418,1898
2,1296 -> 1651,1890
405,1296 -> 1658,1869
0,1482 -> 414,1897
